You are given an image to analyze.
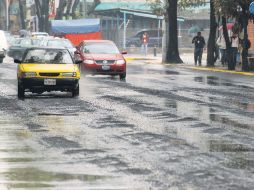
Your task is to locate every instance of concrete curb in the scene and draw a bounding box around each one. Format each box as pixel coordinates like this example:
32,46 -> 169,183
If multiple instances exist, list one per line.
185,66 -> 254,77
125,57 -> 158,61
126,57 -> 254,77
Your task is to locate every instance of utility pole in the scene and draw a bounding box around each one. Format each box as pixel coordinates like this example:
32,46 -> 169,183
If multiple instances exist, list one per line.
6,0 -> 9,30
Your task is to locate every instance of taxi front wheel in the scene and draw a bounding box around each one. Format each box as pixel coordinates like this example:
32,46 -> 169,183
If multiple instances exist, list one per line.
18,83 -> 25,98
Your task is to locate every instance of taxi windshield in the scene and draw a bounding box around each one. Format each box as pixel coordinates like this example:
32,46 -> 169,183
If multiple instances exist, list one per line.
23,49 -> 73,64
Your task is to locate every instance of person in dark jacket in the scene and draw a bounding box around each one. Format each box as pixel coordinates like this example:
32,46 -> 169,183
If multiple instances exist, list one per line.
192,32 -> 206,66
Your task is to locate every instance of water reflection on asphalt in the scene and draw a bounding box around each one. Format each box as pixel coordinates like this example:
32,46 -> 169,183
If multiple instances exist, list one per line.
0,62 -> 254,189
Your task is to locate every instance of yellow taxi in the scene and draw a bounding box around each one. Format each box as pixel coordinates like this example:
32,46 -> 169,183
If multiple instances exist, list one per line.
15,47 -> 81,98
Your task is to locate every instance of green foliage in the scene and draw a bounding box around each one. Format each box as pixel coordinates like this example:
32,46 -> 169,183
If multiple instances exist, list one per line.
214,0 -> 253,18
178,0 -> 206,9
146,0 -> 206,14
146,0 -> 165,16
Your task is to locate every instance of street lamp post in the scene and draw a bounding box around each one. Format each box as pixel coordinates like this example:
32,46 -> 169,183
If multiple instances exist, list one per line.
6,0 -> 9,30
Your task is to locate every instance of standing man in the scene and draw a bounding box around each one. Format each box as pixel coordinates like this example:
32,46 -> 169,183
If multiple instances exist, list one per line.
192,32 -> 206,66
141,32 -> 149,56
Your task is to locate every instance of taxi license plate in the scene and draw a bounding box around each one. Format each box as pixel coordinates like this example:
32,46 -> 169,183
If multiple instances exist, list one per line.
44,79 -> 56,85
102,65 -> 110,70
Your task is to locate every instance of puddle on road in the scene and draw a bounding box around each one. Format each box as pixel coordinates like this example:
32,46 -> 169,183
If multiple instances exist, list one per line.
231,101 -> 254,112
38,112 -> 79,116
42,136 -> 81,149
177,127 -> 253,153
194,76 -> 221,85
176,101 -> 211,123
174,100 -> 254,130
5,167 -> 106,181
0,147 -> 34,153
194,76 -> 254,90
209,114 -> 254,130
3,167 -> 107,188
139,66 -> 180,76
223,153 -> 254,170
1,157 -> 38,163
208,140 -> 253,152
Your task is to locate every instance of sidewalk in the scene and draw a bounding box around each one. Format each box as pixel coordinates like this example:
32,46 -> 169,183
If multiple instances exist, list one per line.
124,53 -> 254,77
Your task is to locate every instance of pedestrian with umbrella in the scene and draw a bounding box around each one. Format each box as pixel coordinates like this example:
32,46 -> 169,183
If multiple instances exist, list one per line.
192,32 -> 206,66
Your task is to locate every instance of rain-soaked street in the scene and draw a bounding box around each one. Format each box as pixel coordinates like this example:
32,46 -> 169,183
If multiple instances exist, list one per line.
0,59 -> 254,190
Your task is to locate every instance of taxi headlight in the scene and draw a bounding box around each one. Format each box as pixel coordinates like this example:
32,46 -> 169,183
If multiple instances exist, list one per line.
84,59 -> 94,64
62,72 -> 77,77
116,59 -> 125,65
22,72 -> 37,77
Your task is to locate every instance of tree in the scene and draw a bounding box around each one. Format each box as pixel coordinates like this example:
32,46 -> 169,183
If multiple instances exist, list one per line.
18,0 -> 26,29
165,0 -> 182,63
206,0 -> 217,67
71,0 -> 80,19
55,0 -> 67,20
88,0 -> 100,15
65,1 -> 73,19
214,0 -> 253,71
34,0 -> 50,32
55,0 -> 80,20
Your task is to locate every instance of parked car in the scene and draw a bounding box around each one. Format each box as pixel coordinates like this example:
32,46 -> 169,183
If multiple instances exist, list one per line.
41,38 -> 76,56
15,47 -> 81,98
126,29 -> 163,47
0,30 -> 9,63
76,40 -> 127,79
8,38 -> 41,60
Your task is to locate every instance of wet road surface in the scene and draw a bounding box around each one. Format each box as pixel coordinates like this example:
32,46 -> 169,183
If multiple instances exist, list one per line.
0,60 -> 254,190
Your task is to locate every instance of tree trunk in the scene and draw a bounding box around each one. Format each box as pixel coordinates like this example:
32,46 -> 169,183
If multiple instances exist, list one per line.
65,1 -> 73,19
55,0 -> 67,20
241,13 -> 249,71
34,0 -> 49,32
43,0 -> 50,32
222,16 -> 234,70
207,0 -> 217,67
165,0 -> 182,63
34,0 -> 43,31
71,0 -> 80,19
88,0 -> 100,15
18,0 -> 26,29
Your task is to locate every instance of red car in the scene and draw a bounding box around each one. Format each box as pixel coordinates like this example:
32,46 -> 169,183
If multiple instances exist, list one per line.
76,40 -> 127,79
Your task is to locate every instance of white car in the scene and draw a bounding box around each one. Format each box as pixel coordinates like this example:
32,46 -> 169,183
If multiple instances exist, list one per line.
0,30 -> 9,63
41,38 -> 76,56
